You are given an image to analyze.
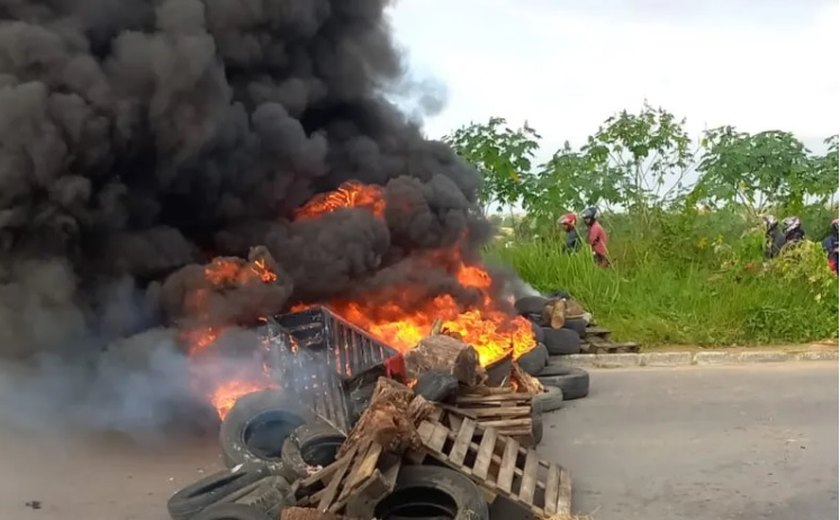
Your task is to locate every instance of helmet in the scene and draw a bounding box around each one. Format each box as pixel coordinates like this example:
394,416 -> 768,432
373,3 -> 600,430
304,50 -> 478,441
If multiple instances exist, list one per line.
558,213 -> 577,227
762,215 -> 777,231
782,216 -> 801,235
581,207 -> 598,223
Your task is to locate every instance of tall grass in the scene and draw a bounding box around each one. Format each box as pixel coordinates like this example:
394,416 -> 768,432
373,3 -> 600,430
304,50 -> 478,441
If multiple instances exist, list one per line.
486,212 -> 838,347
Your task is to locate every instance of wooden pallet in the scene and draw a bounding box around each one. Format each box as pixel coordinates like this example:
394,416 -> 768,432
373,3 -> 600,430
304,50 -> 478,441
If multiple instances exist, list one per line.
293,440 -> 400,516
433,388 -> 537,446
581,338 -> 640,354
415,419 -> 571,518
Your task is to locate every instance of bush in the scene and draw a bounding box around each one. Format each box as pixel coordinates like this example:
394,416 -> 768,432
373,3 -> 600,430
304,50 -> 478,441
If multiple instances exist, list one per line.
486,214 -> 838,347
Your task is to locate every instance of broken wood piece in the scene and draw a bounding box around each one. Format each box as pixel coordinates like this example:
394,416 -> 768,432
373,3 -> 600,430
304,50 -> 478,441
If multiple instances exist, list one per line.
405,334 -> 486,386
281,507 -> 347,520
511,362 -> 544,395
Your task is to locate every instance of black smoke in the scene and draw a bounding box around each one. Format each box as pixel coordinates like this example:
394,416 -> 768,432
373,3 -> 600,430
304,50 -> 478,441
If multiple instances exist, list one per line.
0,0 -> 488,432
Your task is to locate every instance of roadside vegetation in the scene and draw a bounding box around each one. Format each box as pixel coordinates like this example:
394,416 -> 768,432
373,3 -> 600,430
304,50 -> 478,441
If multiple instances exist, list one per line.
445,104 -> 839,347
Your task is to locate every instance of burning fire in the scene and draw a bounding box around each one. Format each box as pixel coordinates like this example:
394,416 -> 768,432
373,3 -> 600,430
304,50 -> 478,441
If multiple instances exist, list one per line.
294,181 -> 386,220
211,379 -> 278,420
183,182 -> 536,419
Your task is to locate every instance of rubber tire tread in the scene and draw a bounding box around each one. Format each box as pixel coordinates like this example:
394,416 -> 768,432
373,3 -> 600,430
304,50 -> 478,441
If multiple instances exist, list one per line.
193,503 -> 273,520
233,477 -> 295,519
375,465 -> 489,520
516,343 -> 548,376
537,367 -> 590,400
532,386 -> 564,413
219,389 -> 309,476
531,411 -> 544,445
542,328 -> 581,355
167,467 -> 266,520
281,421 -> 346,480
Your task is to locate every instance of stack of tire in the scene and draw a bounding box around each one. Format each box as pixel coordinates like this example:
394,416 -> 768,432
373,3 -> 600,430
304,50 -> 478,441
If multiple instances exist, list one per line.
514,295 -> 590,410
167,389 -> 490,520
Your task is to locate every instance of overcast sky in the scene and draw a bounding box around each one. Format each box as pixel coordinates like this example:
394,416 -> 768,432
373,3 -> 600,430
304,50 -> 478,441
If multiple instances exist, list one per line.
387,0 -> 838,158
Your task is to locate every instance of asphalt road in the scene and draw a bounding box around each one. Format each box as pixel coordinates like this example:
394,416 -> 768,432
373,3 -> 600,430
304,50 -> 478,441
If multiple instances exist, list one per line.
0,363 -> 836,520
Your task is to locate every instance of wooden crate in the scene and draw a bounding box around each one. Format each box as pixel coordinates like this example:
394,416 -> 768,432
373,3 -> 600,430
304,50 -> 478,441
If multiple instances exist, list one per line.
431,388 -> 538,446
415,419 -> 572,518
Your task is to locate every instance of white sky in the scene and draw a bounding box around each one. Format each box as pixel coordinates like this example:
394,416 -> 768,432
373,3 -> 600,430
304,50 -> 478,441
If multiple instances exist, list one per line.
388,0 -> 839,159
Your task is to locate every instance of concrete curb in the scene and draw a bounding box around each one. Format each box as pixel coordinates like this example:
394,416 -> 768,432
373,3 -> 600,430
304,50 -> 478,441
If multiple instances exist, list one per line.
555,349 -> 838,369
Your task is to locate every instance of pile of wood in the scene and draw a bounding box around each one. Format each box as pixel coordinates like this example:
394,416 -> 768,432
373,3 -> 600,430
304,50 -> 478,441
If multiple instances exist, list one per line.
542,297 -> 640,354
581,325 -> 639,354
286,329 -> 572,519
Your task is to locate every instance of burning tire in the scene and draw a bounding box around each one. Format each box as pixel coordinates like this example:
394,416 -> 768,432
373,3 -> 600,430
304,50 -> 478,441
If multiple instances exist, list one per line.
542,328 -> 581,355
282,421 -> 347,480
373,465 -> 489,520
537,366 -> 590,400
562,317 -> 587,337
167,467 -> 267,520
530,321 -> 545,343
219,390 -> 308,477
193,503 -> 272,520
516,342 -> 548,376
533,386 -> 564,413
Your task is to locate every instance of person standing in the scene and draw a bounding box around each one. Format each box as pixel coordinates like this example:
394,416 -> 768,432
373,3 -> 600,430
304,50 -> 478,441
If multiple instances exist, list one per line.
762,214 -> 785,259
557,213 -> 581,252
822,219 -> 838,275
781,216 -> 805,250
581,207 -> 609,267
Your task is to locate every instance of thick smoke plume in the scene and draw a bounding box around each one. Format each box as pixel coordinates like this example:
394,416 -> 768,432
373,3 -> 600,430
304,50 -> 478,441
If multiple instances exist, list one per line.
0,0 -> 489,432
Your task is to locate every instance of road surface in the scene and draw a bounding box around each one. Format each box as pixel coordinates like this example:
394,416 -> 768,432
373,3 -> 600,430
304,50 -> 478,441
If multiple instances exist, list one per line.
0,363 -> 836,520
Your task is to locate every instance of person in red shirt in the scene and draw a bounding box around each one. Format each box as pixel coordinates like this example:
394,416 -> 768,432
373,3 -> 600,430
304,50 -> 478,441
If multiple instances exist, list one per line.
581,207 -> 609,267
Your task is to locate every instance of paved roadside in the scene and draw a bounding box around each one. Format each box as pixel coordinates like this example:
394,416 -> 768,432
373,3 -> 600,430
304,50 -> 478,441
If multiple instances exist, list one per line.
538,363 -> 838,520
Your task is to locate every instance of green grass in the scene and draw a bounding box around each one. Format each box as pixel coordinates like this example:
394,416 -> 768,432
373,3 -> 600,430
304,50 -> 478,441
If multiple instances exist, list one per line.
486,234 -> 838,347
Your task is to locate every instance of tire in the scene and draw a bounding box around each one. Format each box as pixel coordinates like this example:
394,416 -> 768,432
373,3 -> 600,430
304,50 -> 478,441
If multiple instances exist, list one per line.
282,421 -> 347,480
531,411 -> 543,445
414,371 -> 459,402
516,343 -> 548,376
530,321 -> 545,343
232,477 -> 295,519
562,317 -> 587,338
219,390 -> 308,476
514,296 -> 549,316
167,467 -> 267,520
542,328 -> 581,355
533,386 -> 564,413
193,503 -> 272,520
537,367 -> 590,400
374,465 -> 489,520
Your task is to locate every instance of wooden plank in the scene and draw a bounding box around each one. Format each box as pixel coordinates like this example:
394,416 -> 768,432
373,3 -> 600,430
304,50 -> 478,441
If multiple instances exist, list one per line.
427,422 -> 450,453
480,417 -> 531,429
449,418 -> 476,466
518,449 -> 538,504
416,421 -> 435,443
437,403 -> 478,419
316,446 -> 356,511
299,451 -> 353,488
473,428 -> 497,480
496,437 -> 519,493
444,405 -> 531,418
343,442 -> 382,493
544,464 -> 561,515
456,394 -> 531,405
556,466 -> 572,515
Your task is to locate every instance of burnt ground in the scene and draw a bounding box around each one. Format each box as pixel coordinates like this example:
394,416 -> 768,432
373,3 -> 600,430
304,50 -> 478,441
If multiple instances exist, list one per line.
0,363 -> 836,520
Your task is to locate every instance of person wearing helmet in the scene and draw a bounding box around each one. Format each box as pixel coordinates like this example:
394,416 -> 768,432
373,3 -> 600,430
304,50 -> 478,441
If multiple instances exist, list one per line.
762,214 -> 785,259
557,212 -> 581,252
781,216 -> 805,250
581,207 -> 609,267
822,219 -> 838,274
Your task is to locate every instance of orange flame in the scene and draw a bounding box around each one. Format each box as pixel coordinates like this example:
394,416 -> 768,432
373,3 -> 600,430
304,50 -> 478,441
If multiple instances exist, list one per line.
294,181 -> 386,220
211,379 -> 278,420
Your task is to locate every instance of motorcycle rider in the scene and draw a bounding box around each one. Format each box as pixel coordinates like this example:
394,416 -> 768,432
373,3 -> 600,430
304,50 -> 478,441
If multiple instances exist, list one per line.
581,207 -> 609,267
762,214 -> 785,259
557,212 -> 581,252
781,216 -> 805,250
822,219 -> 838,274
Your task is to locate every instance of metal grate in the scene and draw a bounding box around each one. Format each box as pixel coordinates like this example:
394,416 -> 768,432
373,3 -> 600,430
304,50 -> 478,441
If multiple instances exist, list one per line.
261,307 -> 400,434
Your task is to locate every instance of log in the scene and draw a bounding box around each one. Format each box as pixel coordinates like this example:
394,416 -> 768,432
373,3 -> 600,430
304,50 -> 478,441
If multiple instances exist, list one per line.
542,299 -> 566,329
405,334 -> 486,386
511,362 -> 544,395
338,377 -> 422,458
